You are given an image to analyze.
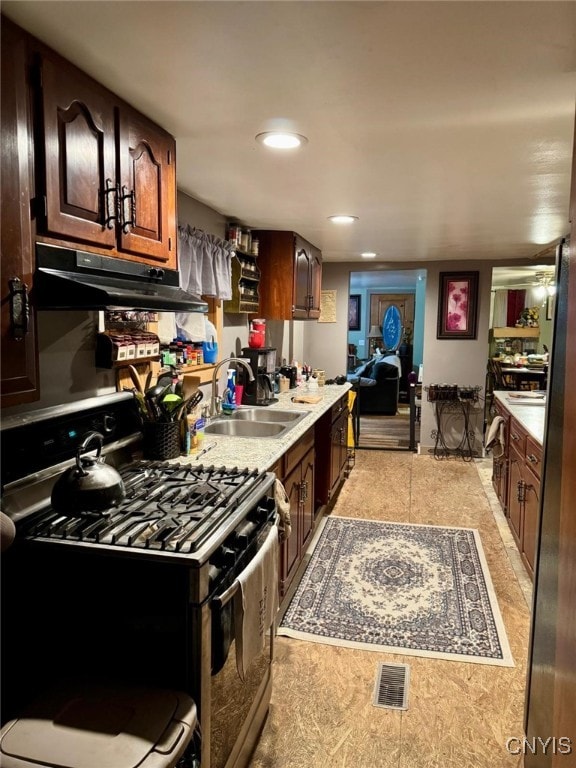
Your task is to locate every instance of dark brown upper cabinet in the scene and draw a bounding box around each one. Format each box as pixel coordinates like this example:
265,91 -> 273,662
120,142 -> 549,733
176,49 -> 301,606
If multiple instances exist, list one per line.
37,50 -> 177,268
1,18 -> 39,407
253,230 -> 322,320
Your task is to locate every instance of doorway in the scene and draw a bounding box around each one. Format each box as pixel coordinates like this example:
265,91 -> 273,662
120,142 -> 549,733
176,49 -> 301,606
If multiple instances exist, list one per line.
347,269 -> 426,451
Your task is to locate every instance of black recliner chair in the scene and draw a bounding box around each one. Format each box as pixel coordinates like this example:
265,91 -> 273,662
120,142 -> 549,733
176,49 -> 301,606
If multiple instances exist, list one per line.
354,360 -> 400,416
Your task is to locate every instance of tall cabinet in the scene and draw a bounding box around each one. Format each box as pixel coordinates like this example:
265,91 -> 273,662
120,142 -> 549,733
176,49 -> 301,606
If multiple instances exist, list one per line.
252,230 -> 322,320
1,19 -> 39,408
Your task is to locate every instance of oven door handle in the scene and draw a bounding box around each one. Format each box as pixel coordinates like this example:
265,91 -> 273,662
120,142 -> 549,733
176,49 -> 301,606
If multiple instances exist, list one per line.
212,579 -> 239,609
212,516 -> 279,609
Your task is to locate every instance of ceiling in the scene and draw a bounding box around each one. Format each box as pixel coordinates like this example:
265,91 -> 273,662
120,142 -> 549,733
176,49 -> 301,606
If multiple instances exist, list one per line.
3,1 -> 575,264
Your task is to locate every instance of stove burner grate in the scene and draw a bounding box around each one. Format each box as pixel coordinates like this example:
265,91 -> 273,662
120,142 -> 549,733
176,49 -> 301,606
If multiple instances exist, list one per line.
19,463 -> 268,554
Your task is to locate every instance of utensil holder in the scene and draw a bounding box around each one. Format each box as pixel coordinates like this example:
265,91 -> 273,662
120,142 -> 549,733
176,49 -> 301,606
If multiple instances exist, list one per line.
143,421 -> 181,460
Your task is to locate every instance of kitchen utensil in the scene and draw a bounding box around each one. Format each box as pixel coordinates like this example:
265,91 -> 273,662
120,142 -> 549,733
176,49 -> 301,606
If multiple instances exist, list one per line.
182,374 -> 202,400
51,432 -> 126,515
174,392 -> 202,421
133,390 -> 152,421
145,383 -> 172,420
186,389 -> 204,414
194,441 -> 217,461
127,364 -> 144,394
159,393 -> 182,421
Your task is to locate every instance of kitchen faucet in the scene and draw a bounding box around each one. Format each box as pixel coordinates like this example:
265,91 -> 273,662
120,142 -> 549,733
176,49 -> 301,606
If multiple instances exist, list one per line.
210,357 -> 254,418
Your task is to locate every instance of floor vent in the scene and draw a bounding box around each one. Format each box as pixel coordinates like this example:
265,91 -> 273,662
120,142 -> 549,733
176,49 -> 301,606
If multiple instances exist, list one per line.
372,662 -> 410,710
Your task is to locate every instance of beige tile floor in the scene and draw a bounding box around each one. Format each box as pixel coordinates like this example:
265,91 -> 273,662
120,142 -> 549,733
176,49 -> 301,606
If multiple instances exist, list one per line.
249,452 -> 532,768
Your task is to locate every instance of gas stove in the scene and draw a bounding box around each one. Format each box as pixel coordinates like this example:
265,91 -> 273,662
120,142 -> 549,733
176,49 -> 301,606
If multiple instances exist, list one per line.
2,393 -> 279,768
1,392 -> 275,563
17,461 -> 274,563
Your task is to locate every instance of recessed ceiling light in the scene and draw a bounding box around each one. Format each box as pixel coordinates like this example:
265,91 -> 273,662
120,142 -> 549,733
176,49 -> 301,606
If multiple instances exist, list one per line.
328,215 -> 359,224
255,131 -> 308,149
361,252 -> 376,258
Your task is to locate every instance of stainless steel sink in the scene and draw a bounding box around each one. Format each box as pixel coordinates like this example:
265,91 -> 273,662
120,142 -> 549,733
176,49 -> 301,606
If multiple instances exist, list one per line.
231,408 -> 305,423
204,407 -> 310,438
204,420 -> 286,438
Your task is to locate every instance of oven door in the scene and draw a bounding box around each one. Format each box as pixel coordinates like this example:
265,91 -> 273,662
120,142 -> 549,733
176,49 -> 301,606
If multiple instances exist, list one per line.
209,522 -> 278,768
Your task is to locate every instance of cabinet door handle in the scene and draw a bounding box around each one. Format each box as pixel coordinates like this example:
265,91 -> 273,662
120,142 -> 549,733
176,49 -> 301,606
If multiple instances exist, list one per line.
121,186 -> 136,234
8,277 -> 29,340
527,454 -> 539,465
511,433 -> 520,442
517,479 -> 526,504
104,178 -> 119,229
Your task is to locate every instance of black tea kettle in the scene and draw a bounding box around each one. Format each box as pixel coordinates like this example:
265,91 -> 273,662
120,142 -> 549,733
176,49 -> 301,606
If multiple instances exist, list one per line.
51,431 -> 126,515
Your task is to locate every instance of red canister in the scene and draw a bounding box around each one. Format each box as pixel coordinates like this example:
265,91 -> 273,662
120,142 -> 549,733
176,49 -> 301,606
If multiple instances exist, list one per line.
248,319 -> 266,348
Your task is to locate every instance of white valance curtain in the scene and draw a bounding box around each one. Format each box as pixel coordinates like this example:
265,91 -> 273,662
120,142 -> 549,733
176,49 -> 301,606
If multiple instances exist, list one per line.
178,224 -> 233,301
491,290 -> 508,328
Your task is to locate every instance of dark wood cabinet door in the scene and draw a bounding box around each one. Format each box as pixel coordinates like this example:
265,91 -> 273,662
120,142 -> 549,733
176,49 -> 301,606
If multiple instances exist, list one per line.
507,445 -> 524,546
522,471 -> 540,575
40,54 -> 117,248
293,238 -> 311,319
307,245 -> 322,319
293,237 -> 323,319
300,451 -> 315,551
329,410 -> 347,499
279,464 -> 302,594
492,455 -> 508,513
338,409 -> 349,478
117,108 -> 177,267
1,20 -> 39,407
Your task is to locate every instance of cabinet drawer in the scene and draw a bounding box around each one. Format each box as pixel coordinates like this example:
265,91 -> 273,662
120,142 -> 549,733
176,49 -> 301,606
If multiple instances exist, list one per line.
525,436 -> 543,481
509,417 -> 527,456
283,427 -> 315,479
330,395 -> 349,423
493,399 -> 510,420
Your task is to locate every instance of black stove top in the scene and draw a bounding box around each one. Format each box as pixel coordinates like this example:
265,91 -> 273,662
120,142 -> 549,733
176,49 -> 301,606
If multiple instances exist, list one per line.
17,462 -> 272,557
3,394 -> 276,565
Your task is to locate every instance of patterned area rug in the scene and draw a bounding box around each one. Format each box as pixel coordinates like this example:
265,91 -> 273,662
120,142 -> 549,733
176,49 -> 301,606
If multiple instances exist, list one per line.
278,516 -> 514,666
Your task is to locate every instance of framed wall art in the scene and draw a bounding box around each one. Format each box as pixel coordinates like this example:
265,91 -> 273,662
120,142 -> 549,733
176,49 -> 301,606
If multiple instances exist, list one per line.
437,271 -> 479,340
348,294 -> 361,330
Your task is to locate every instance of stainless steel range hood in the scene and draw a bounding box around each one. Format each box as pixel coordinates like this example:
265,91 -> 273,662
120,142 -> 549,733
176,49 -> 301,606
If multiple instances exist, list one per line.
34,243 -> 208,313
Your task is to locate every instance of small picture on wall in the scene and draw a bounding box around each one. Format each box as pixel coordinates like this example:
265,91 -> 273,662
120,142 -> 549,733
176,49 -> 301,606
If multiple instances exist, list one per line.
437,271 -> 479,340
348,295 -> 361,330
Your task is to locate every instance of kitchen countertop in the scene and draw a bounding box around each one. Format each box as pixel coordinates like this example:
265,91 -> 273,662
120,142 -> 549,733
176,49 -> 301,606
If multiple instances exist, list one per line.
494,391 -> 546,445
173,383 -> 352,471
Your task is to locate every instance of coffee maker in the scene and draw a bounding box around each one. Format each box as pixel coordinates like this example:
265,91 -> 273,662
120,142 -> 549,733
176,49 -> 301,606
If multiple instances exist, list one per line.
239,347 -> 278,406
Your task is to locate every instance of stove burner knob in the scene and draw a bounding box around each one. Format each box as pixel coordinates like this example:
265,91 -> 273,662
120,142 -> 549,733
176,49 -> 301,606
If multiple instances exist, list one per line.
213,546 -> 236,569
102,414 -> 117,434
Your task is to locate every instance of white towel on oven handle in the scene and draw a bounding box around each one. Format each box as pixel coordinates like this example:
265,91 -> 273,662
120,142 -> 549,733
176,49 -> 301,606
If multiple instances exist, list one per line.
234,523 -> 279,681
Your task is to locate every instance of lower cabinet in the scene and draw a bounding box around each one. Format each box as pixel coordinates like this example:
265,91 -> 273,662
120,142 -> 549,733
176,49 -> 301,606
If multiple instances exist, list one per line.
276,427 -> 315,598
494,410 -> 542,580
507,441 -> 524,546
315,394 -> 349,507
491,400 -> 509,513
